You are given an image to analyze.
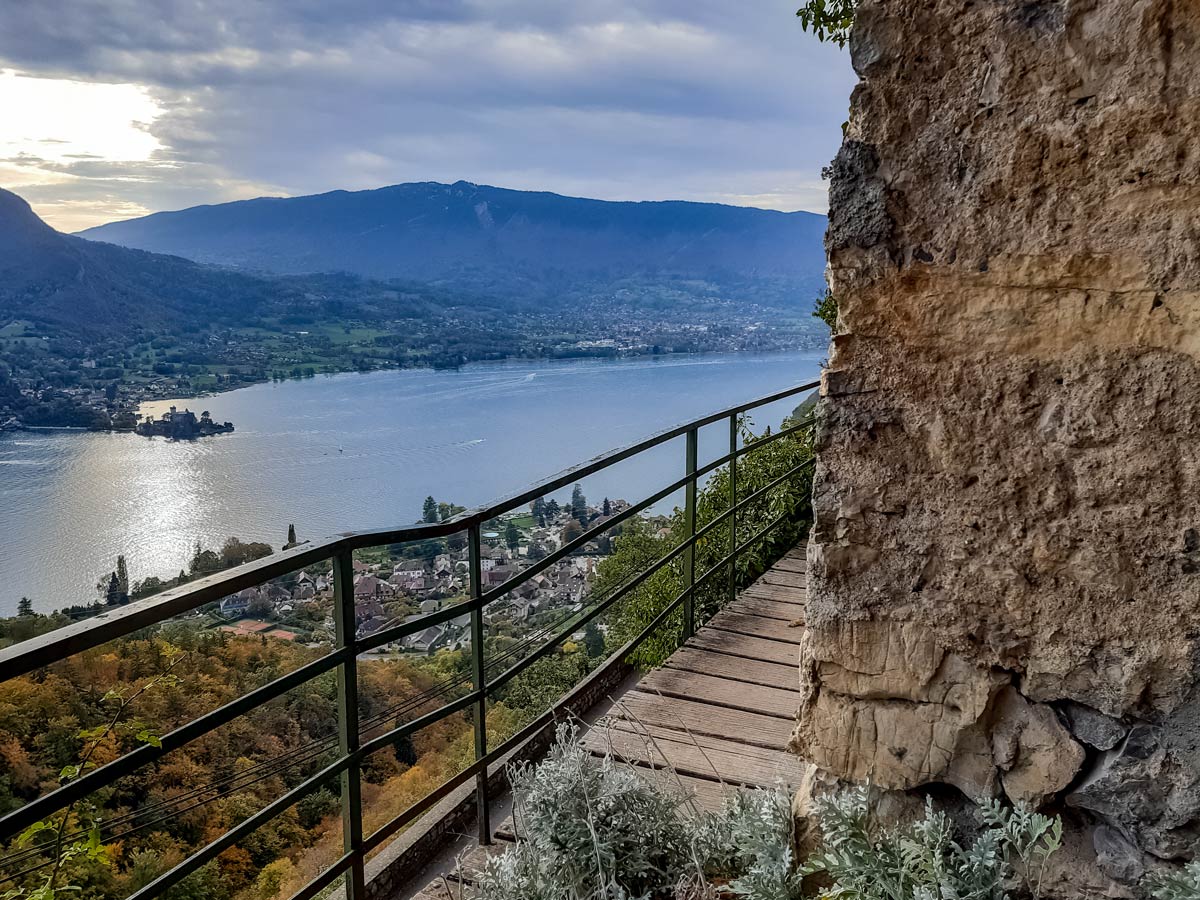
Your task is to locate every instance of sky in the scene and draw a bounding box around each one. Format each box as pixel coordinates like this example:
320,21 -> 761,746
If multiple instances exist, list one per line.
0,1 -> 855,233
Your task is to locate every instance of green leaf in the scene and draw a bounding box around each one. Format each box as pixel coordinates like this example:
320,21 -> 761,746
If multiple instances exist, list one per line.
16,820 -> 53,846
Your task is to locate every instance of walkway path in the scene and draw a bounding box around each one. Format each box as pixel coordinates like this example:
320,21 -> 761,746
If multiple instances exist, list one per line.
413,546 -> 809,898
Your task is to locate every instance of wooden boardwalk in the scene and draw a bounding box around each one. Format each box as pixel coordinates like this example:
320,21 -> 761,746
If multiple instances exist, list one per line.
413,546 -> 809,897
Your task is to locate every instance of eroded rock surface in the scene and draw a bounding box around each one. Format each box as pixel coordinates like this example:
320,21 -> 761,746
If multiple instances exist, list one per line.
793,0 -> 1200,888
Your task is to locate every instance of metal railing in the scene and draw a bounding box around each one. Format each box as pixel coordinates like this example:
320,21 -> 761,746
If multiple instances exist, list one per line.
0,379 -> 819,900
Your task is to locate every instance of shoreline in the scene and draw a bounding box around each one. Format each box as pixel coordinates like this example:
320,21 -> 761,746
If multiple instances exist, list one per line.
137,346 -> 824,419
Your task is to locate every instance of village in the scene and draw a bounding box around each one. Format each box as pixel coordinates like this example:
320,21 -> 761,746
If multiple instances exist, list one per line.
212,490 -> 645,656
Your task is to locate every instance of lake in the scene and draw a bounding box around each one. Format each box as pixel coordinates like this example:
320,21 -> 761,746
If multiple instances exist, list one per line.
0,350 -> 823,615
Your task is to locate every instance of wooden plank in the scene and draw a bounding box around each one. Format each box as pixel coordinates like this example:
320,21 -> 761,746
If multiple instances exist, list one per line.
585,720 -> 810,789
493,815 -> 519,842
684,630 -> 799,668
739,580 -> 806,602
755,570 -> 808,588
636,667 -> 797,719
413,880 -> 459,900
445,842 -> 508,884
662,646 -> 797,689
740,582 -> 806,606
610,690 -> 794,750
725,596 -> 805,622
706,610 -> 804,644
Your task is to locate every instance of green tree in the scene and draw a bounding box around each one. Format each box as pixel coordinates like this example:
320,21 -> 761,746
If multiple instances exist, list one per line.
571,484 -> 588,521
285,524 -> 298,548
602,497 -> 612,517
583,622 -> 605,658
796,0 -> 856,47
505,521 -> 521,551
104,572 -> 123,607
531,497 -> 547,525
16,596 -> 34,617
422,496 -> 439,524
115,555 -> 129,599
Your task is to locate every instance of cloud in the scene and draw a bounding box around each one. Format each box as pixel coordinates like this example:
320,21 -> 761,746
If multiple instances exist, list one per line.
0,0 -> 854,231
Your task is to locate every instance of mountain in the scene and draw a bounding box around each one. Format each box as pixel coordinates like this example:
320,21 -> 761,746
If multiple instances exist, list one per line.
0,188 -> 296,340
77,181 -> 827,296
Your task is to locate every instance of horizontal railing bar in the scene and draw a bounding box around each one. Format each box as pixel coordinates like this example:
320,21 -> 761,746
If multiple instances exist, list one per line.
688,455 -> 817,552
695,506 -> 802,594
360,417 -> 819,653
363,610 -> 645,854
0,441 -> 818,845
476,420 -> 812,604
462,380 -> 818,525
0,381 -> 817,680
732,415 -> 814,456
479,470 -> 693,603
0,541 -> 334,683
128,754 -> 352,900
357,690 -> 480,759
357,598 -> 477,653
284,852 -> 355,900
0,384 -> 819,900
0,647 -> 351,842
484,519 -> 718,694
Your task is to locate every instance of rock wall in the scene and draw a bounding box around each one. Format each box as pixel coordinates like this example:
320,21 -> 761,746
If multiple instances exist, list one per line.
793,0 -> 1200,887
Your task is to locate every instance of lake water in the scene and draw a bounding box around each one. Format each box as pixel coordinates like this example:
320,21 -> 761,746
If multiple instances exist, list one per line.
0,350 -> 823,615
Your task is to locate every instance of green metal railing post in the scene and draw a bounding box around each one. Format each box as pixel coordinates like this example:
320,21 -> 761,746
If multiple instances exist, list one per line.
468,524 -> 491,844
682,427 -> 698,639
332,550 -> 365,900
727,413 -> 738,606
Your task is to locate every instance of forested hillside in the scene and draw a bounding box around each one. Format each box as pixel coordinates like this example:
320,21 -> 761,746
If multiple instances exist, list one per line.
79,181 -> 828,301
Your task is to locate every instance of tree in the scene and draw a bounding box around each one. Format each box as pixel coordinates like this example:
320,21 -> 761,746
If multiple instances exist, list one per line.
285,524 -> 298,548
796,0 -> 856,47
602,497 -> 612,517
115,555 -> 129,598
571,484 -> 588,522
532,497 -> 547,525
505,521 -> 521,551
546,499 -> 561,519
583,622 -> 605,658
527,542 -> 547,562
562,519 -> 584,544
16,596 -> 33,617
423,496 -> 439,524
105,572 -> 123,607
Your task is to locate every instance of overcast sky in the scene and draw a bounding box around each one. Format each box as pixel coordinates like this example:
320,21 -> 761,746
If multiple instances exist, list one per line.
0,1 -> 855,233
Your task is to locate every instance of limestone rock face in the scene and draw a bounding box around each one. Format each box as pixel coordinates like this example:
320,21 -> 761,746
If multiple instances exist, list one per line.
794,0 -> 1200,885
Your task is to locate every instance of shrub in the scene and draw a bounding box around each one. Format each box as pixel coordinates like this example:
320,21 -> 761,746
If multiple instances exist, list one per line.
1146,861 -> 1200,900
809,787 -> 1062,900
466,727 -> 1079,900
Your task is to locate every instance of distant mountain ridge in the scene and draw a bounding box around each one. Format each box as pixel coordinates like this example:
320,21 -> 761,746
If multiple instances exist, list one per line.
0,187 -> 286,339
78,181 -> 827,293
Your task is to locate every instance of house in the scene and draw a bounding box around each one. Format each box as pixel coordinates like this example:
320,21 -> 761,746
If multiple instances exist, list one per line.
355,597 -> 385,622
404,625 -> 448,654
390,567 -> 426,592
354,574 -> 393,601
219,588 -> 258,617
